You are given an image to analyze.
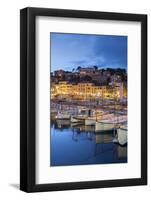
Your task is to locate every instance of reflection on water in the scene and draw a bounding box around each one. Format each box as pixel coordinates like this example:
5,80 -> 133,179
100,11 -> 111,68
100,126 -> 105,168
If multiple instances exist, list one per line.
50,119 -> 127,166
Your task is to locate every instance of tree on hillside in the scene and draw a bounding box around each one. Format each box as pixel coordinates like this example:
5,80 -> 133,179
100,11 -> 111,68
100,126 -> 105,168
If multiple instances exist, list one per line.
76,66 -> 82,72
93,65 -> 98,70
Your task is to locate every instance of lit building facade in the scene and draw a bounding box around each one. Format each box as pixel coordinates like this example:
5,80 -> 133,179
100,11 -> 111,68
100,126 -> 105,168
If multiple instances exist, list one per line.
51,81 -> 126,100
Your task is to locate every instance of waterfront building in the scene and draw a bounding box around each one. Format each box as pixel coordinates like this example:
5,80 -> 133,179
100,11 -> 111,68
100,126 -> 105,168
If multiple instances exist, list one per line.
51,81 -> 126,100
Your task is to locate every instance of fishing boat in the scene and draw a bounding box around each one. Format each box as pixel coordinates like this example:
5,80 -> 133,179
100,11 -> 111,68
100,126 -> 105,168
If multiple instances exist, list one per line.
95,115 -> 127,132
94,112 -> 115,130
85,117 -> 96,125
55,112 -> 71,120
71,108 -> 91,124
85,111 -> 113,126
70,116 -> 82,123
95,120 -> 115,132
72,115 -> 85,123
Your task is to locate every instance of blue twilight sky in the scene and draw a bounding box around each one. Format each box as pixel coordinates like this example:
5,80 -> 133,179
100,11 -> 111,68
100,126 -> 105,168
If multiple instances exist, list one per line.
50,33 -> 127,72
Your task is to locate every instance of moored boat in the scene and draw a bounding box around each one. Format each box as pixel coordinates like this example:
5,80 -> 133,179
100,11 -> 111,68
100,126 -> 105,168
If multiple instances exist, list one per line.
85,112 -> 114,126
95,115 -> 127,132
95,121 -> 115,132
70,116 -> 82,123
117,125 -> 127,146
85,117 -> 96,125
55,112 -> 71,120
72,115 -> 86,122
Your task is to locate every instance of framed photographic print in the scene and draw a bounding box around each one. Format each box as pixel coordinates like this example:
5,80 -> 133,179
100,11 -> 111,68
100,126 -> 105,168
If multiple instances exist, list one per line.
20,7 -> 147,192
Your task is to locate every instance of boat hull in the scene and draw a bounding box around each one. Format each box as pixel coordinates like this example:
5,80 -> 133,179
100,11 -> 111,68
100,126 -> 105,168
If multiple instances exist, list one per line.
95,121 -> 114,132
117,128 -> 127,146
71,117 -> 82,123
55,114 -> 70,120
85,118 -> 96,126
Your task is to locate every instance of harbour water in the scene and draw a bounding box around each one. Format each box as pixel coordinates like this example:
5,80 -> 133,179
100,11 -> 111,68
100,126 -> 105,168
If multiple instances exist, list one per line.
50,119 -> 127,166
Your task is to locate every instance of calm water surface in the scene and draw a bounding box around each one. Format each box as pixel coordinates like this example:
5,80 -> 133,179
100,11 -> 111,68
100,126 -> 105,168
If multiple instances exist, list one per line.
50,120 -> 127,166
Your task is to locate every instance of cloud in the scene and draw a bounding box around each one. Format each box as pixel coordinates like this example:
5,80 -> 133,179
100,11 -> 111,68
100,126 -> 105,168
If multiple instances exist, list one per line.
93,35 -> 127,67
69,35 -> 127,68
70,55 -> 105,67
51,33 -> 127,71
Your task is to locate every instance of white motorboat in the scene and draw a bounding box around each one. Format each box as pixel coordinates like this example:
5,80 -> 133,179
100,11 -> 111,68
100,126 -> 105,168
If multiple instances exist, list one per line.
95,115 -> 127,132
117,125 -> 127,146
55,112 -> 71,120
95,113 -> 115,131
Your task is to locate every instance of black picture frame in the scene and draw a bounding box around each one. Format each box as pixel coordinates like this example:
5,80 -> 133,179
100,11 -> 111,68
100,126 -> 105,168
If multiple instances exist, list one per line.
20,7 -> 147,192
